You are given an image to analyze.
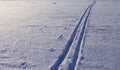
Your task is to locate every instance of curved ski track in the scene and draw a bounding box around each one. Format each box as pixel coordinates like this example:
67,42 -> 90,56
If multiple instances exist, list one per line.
50,1 -> 96,70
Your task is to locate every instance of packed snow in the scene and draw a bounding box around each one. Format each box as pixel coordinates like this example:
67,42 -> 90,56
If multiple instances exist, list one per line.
0,0 -> 120,70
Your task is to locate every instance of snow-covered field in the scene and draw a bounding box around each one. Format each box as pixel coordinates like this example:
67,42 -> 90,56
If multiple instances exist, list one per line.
0,0 -> 120,70
77,0 -> 120,70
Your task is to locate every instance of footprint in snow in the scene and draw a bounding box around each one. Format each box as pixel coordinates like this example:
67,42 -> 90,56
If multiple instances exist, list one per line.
49,48 -> 55,52
57,34 -> 64,40
64,27 -> 69,30
80,56 -> 85,60
19,62 -> 28,69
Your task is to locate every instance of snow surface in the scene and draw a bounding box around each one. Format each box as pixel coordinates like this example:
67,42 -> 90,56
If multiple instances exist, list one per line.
0,0 -> 120,70
77,0 -> 120,70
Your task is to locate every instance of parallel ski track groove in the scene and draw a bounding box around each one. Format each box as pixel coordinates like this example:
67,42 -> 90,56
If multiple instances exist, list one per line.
68,1 -> 96,70
50,1 -> 96,70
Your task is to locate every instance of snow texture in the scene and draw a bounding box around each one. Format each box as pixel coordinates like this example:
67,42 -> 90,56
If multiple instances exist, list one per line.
0,0 -> 120,70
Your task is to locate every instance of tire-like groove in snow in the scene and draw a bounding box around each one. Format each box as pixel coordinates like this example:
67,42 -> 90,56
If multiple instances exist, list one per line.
50,1 -> 96,70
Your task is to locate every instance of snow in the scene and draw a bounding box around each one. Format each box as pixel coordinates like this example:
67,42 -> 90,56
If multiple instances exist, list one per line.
0,0 -> 120,70
77,0 -> 120,70
0,0 -> 90,70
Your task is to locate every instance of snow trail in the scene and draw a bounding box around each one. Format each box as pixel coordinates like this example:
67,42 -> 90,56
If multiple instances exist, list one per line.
50,0 -> 96,70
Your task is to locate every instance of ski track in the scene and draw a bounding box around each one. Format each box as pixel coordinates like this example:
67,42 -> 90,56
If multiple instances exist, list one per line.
50,0 -> 96,70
